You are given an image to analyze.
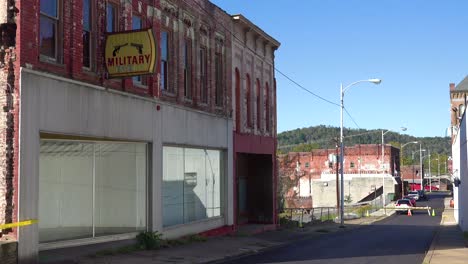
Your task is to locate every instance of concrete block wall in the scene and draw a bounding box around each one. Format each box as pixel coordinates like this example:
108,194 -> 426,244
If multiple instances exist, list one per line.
279,145 -> 400,208
312,176 -> 396,208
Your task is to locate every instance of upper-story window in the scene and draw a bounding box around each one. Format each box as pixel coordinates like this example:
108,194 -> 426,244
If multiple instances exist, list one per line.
161,31 -> 169,91
199,46 -> 208,103
265,82 -> 270,132
40,0 -> 61,62
215,38 -> 224,107
132,15 -> 146,86
82,0 -> 93,69
246,74 -> 252,128
256,79 -> 261,130
184,39 -> 192,99
106,2 -> 118,32
459,104 -> 465,119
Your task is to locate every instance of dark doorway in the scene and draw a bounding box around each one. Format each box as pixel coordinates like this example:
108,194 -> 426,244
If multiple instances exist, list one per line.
236,153 -> 273,225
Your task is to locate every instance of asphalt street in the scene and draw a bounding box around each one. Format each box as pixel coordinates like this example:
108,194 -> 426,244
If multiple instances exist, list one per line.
223,193 -> 446,264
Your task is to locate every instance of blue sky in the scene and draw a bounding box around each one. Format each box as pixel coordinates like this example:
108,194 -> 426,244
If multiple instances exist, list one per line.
211,0 -> 468,137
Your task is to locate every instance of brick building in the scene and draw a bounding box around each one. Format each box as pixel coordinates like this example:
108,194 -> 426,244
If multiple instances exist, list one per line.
231,15 -> 279,227
279,144 -> 401,208
449,76 -> 468,140
0,1 -> 279,262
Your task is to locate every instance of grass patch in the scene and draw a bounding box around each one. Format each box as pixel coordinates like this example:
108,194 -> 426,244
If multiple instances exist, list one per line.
353,205 -> 373,217
136,231 -> 163,250
320,213 -> 336,221
187,234 -> 208,242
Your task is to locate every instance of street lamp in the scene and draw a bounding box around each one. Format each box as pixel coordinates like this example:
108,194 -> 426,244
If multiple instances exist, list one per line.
400,141 -> 418,198
411,149 -> 425,190
435,153 -> 440,190
381,127 -> 406,212
340,78 -> 381,227
419,143 -> 424,191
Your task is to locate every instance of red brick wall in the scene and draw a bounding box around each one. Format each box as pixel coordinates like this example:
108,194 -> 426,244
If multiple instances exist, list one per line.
0,1 -> 18,239
16,0 -> 232,117
280,144 -> 400,179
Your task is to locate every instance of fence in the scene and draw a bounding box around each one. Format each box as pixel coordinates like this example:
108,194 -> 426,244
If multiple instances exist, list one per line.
281,202 -> 387,226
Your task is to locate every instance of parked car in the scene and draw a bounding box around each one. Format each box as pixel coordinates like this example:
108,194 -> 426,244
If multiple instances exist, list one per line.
417,190 -> 428,201
402,196 -> 417,207
424,185 -> 439,191
395,199 -> 413,214
408,191 -> 420,201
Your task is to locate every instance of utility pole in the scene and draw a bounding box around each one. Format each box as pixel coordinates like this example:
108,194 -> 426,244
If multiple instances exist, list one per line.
335,138 -> 340,215
420,144 -> 423,191
428,150 -> 431,191
437,154 -> 440,189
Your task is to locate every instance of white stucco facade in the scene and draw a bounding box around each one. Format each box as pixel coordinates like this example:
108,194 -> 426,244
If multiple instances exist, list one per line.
451,107 -> 468,231
17,68 -> 234,260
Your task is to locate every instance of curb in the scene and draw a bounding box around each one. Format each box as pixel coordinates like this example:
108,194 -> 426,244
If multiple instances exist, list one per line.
422,198 -> 450,264
422,216 -> 444,264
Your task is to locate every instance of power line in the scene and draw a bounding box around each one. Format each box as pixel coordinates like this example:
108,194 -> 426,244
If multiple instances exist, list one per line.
183,0 -> 340,107
344,107 -> 360,129
275,69 -> 340,106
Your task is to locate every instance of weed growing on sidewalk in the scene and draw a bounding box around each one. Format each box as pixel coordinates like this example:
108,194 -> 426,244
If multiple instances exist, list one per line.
136,231 -> 163,250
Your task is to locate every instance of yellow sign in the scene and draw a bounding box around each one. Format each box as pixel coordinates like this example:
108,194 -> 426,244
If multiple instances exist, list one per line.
105,29 -> 156,78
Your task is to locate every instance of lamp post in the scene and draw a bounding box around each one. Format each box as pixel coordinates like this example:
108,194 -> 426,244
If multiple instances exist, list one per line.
400,141 -> 418,198
428,150 -> 432,191
381,127 -> 406,213
340,78 -> 381,227
419,143 -> 424,191
412,149 -> 425,190
435,153 -> 440,190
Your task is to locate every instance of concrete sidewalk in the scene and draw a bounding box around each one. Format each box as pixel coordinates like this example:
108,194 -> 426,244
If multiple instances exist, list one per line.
40,215 -> 387,264
423,198 -> 468,264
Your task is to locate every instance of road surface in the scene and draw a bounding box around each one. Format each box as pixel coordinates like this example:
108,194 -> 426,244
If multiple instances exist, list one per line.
223,193 -> 445,264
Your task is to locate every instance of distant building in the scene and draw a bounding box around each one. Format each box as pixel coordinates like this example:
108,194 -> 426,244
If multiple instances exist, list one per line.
449,76 -> 468,139
278,144 -> 401,208
450,76 -> 468,231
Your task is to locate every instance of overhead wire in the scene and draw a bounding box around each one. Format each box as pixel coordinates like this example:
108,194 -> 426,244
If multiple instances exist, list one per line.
344,107 -> 361,129
124,0 -> 360,131
182,0 -> 340,107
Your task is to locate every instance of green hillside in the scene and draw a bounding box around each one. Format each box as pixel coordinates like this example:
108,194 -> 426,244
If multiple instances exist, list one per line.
277,125 -> 451,174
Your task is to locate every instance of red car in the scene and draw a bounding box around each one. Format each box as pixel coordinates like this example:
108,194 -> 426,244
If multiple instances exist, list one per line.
402,196 -> 416,207
424,185 -> 439,191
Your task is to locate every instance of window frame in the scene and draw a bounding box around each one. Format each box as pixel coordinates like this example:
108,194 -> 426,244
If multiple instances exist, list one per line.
246,74 -> 252,128
214,51 -> 223,107
160,30 -> 170,92
106,1 -> 119,33
39,0 -> 62,63
132,14 -> 147,87
82,0 -> 95,70
265,82 -> 270,132
183,39 -> 193,99
256,79 -> 261,130
199,46 -> 208,104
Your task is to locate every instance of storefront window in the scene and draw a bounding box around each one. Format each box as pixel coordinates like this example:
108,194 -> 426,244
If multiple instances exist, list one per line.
39,140 -> 147,243
163,146 -> 223,227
